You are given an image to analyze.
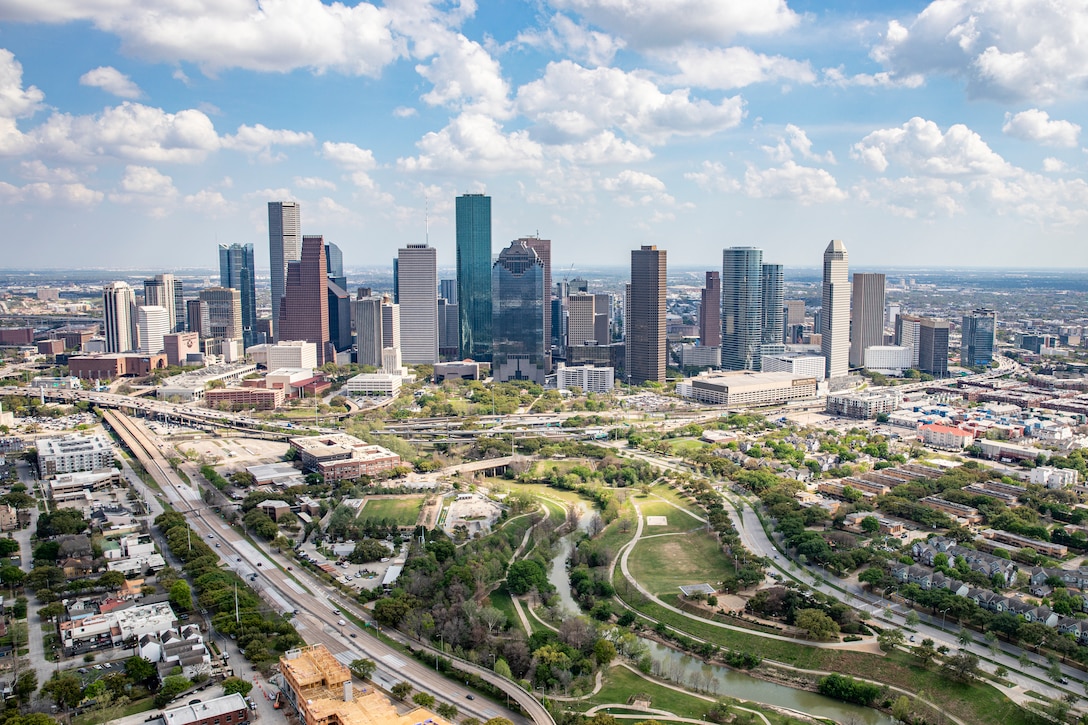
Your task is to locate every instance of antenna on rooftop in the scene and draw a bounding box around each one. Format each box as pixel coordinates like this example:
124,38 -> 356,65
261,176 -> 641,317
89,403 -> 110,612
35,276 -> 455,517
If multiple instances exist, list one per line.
425,198 -> 430,245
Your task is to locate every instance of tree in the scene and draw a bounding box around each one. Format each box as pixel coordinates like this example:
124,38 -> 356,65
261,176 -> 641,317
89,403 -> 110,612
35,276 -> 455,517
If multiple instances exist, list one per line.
0,566 -> 25,588
942,652 -> 980,682
0,538 -> 18,556
412,693 -> 436,708
891,695 -> 911,723
877,628 -> 905,652
506,560 -> 548,595
222,677 -> 253,697
124,656 -> 157,686
594,638 -> 617,666
494,658 -> 512,679
914,638 -> 938,668
794,608 -> 840,641
13,670 -> 37,703
478,605 -> 507,634
169,580 -> 192,611
484,720 -> 515,725
154,675 -> 191,708
904,610 -> 920,627
96,571 -> 126,590
349,658 -> 376,681
956,629 -> 973,647
860,516 -> 880,534
42,673 -> 82,710
391,682 -> 413,700
436,703 -> 458,720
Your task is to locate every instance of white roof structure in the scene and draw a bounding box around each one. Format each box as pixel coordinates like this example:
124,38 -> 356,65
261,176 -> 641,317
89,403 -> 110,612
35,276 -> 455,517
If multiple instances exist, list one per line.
162,694 -> 247,725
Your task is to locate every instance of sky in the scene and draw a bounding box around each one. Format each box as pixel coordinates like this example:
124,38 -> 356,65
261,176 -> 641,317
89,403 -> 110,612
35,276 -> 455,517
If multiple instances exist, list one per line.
1,0 -> 1087,274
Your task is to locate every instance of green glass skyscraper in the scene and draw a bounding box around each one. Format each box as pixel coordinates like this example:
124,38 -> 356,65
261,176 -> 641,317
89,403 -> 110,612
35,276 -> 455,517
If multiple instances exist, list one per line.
456,193 -> 492,361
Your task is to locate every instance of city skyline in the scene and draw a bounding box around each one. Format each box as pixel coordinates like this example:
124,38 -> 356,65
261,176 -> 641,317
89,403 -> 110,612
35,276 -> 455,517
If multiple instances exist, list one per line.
0,3 -> 1086,270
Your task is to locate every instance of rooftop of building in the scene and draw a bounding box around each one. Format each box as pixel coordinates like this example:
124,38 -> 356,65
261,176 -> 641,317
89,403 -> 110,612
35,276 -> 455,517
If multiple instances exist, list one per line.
162,694 -> 247,725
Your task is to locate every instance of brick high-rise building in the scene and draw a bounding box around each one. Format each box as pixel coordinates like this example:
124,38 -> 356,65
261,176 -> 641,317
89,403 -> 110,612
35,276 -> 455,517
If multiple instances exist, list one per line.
698,271 -> 721,348
627,245 -> 666,385
278,235 -> 329,364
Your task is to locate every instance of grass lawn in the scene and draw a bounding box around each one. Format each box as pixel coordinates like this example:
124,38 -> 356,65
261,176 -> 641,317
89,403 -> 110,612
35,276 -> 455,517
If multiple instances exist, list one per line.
628,530 -> 734,596
486,585 -> 520,633
667,438 -> 708,455
578,665 -> 713,719
359,497 -> 424,526
72,696 -> 155,725
637,499 -> 701,534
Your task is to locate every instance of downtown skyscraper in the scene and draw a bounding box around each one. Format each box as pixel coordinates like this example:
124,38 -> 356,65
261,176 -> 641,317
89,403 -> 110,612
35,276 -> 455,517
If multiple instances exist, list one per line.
962,308 -> 997,367
278,235 -> 329,364
627,245 -> 666,385
103,281 -> 136,353
396,244 -> 438,364
699,271 -> 721,348
821,239 -> 850,379
456,193 -> 491,361
761,263 -> 784,347
721,247 -> 763,371
218,243 -> 257,347
143,274 -> 184,334
849,272 -> 886,369
492,240 -> 546,384
268,201 -> 301,342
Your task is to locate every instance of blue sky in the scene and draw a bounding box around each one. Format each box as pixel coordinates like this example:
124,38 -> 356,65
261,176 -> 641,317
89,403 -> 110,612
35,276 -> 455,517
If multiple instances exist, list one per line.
0,0 -> 1086,273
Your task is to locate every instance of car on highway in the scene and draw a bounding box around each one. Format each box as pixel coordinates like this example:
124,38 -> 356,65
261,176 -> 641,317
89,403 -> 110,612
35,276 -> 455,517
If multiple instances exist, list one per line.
466,694 -> 474,700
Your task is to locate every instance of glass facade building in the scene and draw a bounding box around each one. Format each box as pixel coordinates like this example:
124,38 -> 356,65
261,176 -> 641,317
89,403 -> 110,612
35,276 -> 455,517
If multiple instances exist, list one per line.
492,241 -> 546,383
456,194 -> 492,361
219,243 -> 257,347
721,247 -> 763,370
962,308 -> 997,367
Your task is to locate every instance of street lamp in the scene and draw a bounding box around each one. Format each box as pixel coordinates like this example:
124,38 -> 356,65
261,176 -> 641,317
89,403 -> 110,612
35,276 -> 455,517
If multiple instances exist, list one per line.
940,607 -> 950,631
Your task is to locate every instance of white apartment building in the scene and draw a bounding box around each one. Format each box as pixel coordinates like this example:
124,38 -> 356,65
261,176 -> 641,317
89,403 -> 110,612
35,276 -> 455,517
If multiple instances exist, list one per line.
555,363 -> 615,394
37,434 -> 114,476
1029,466 -> 1079,488
247,340 -> 318,369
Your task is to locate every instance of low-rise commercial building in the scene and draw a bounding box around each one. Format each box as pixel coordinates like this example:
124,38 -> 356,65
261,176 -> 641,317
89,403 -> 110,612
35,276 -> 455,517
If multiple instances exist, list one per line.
247,340 -> 318,370
677,371 -> 817,407
69,353 -> 168,379
289,434 -> 401,481
156,363 -> 258,402
161,693 -> 248,725
205,387 -> 285,410
920,423 -> 975,450
343,372 -> 402,397
864,345 -> 913,376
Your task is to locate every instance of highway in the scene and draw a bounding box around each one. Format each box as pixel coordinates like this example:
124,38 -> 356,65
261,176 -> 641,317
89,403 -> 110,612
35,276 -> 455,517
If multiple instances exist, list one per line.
103,408 -> 551,725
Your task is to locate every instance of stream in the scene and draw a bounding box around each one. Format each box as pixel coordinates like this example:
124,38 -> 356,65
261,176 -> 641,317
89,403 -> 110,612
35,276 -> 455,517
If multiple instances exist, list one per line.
546,509 -> 894,724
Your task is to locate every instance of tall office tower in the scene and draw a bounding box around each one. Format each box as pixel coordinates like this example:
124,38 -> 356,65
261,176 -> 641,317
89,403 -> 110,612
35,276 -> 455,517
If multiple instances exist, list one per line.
895,313 -> 922,367
268,201 -> 301,341
567,293 -> 598,348
327,280 -> 352,355
278,235 -> 330,364
143,274 -> 182,334
784,299 -> 806,343
554,280 -> 570,353
628,245 -> 667,384
218,243 -> 257,346
761,263 -> 784,346
699,271 -> 721,347
396,244 -> 438,364
325,242 -> 346,290
456,193 -> 491,360
886,302 -> 901,330
519,237 -> 552,364
919,317 -> 950,376
491,240 -> 546,383
849,272 -> 886,368
381,297 -> 401,351
198,287 -> 243,341
593,294 -> 612,344
354,294 -> 384,367
439,279 -> 457,305
103,281 -> 136,353
721,247 -> 763,371
438,299 -> 460,359
821,239 -> 850,379
962,308 -> 997,367
186,299 -> 205,338
570,277 -> 589,293
136,305 -> 169,355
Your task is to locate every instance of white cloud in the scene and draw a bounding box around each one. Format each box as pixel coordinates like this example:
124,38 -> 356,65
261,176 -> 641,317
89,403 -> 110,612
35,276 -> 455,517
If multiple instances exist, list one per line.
0,180 -> 103,206
1002,109 -> 1081,148
549,131 -> 653,165
184,188 -> 234,215
397,112 -> 543,173
871,0 -> 1088,102
662,45 -> 815,90
294,176 -> 337,191
853,176 -> 965,218
0,49 -> 44,118
684,160 -> 740,192
852,117 -> 1011,176
550,0 -> 798,49
172,69 -> 191,86
18,160 -> 82,182
393,106 -> 418,118
222,123 -> 314,160
109,164 -> 178,216
79,66 -> 142,99
517,14 -> 624,66
415,32 -> 511,118
601,169 -> 666,193
517,61 -> 745,144
762,124 -> 835,164
0,0 -> 402,77
33,102 -> 220,163
822,66 -> 924,89
743,160 -> 846,204
1043,157 -> 1066,172
321,141 -> 376,170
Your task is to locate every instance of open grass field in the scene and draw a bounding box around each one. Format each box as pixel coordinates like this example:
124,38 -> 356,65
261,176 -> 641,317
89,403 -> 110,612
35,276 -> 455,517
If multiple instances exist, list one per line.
667,438 -> 709,455
628,530 -> 734,596
577,665 -> 711,719
487,585 -> 519,632
359,497 -> 424,526
636,499 -> 701,534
